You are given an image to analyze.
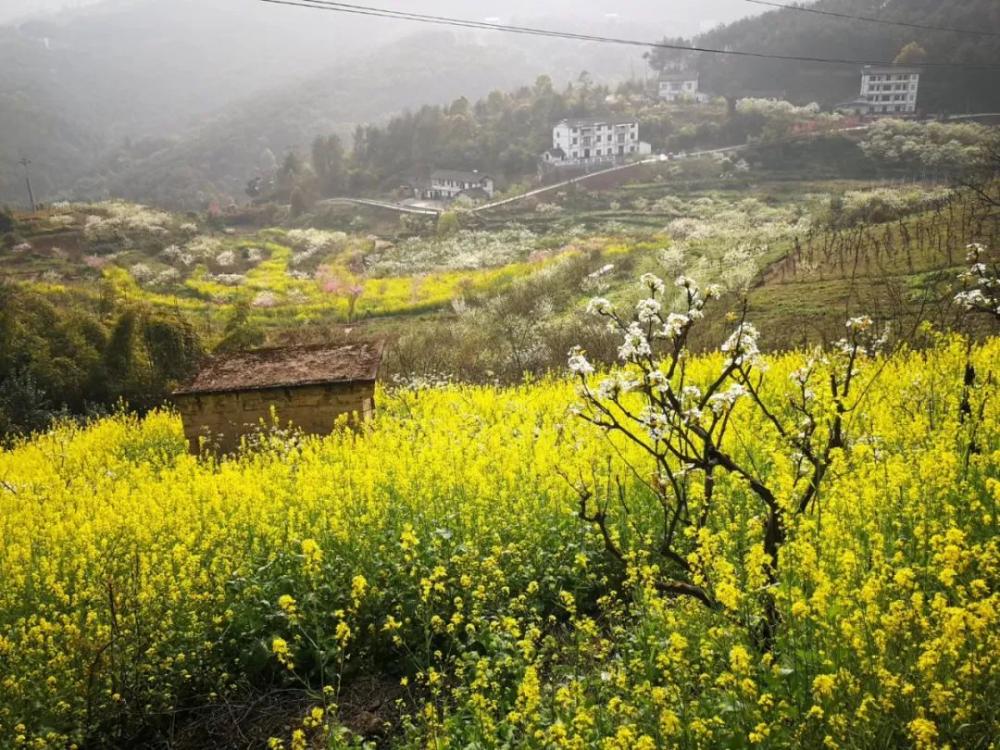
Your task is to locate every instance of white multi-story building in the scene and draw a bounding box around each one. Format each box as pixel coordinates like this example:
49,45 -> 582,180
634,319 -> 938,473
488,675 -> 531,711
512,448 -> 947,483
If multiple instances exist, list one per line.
543,117 -> 651,167
838,65 -> 920,116
658,71 -> 710,103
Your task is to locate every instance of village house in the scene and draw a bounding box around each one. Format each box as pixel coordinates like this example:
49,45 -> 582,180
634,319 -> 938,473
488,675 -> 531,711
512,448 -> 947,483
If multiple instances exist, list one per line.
172,341 -> 384,454
543,117 -> 652,168
658,71 -> 710,103
837,65 -> 920,116
416,169 -> 495,201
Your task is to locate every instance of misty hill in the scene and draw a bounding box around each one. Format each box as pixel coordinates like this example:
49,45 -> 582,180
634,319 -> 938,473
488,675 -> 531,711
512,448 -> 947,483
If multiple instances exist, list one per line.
4,0 -> 998,210
0,0 -> 764,209
0,0 -> 401,206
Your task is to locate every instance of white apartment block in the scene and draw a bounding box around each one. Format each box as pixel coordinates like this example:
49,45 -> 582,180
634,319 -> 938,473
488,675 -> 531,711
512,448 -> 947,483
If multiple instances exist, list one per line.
858,65 -> 920,115
543,117 -> 651,167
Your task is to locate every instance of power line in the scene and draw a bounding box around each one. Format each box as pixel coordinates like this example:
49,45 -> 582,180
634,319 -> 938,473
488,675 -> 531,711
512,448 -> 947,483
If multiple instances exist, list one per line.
258,0 -> 1000,69
744,0 -> 1000,39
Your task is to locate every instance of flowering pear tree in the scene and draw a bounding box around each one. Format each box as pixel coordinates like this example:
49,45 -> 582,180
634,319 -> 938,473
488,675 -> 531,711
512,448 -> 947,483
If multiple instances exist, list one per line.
568,273 -> 886,648
954,243 -> 1000,321
953,243 -> 997,457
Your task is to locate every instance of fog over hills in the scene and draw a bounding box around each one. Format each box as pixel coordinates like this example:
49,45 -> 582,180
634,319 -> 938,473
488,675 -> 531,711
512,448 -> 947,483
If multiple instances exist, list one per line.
0,0 -> 769,207
4,0 -> 998,209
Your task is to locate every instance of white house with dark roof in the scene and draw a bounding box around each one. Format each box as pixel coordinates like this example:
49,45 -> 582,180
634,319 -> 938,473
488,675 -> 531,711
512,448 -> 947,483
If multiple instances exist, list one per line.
425,169 -> 495,200
543,117 -> 651,167
659,71 -> 710,103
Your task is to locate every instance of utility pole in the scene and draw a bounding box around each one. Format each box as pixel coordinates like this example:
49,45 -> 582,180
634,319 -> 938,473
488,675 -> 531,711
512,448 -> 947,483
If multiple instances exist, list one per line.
19,157 -> 36,212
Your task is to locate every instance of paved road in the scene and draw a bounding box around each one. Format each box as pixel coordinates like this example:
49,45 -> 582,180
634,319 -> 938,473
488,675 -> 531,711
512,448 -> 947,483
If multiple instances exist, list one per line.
316,197 -> 440,216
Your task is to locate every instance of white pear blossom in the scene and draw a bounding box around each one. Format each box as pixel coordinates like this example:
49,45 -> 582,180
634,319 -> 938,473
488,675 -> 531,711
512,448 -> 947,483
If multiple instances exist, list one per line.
966,242 -> 985,262
619,322 -> 652,362
156,268 -> 181,285
129,263 -> 152,282
675,275 -> 696,291
639,406 -> 670,440
845,315 -> 873,333
659,247 -> 685,274
586,297 -> 614,316
640,273 -> 666,295
707,383 -> 747,415
215,250 -> 236,267
636,298 -> 662,323
954,244 -> 999,318
721,322 -> 761,367
955,289 -> 990,309
568,346 -> 595,375
645,369 -> 670,393
682,405 -> 703,424
597,373 -> 639,400
659,312 -> 690,339
588,263 -> 615,279
789,365 -> 814,388
252,291 -> 279,308
682,385 -> 702,402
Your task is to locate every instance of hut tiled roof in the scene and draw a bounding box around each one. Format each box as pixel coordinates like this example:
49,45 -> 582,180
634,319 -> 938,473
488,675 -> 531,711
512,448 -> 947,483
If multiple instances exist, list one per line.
174,341 -> 385,396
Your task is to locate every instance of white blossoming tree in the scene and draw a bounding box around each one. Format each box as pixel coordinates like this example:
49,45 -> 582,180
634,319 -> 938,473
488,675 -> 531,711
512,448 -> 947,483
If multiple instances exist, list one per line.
952,243 -> 998,454
954,243 -> 1000,322
568,273 -> 887,648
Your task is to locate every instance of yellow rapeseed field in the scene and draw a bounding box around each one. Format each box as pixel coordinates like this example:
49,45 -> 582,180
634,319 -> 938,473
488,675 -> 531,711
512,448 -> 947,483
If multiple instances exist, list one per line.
0,335 -> 997,749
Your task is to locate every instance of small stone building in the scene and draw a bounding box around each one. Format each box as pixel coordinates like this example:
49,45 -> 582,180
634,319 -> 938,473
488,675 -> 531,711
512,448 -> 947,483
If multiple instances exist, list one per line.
173,341 -> 384,453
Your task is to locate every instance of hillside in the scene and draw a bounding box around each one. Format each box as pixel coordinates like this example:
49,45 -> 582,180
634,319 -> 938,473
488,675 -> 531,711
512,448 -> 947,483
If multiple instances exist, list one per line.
691,0 -> 1000,110
4,168 -> 997,423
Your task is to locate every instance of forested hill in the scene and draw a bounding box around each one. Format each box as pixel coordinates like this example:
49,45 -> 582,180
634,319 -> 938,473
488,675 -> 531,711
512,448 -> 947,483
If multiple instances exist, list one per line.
684,0 -> 1000,111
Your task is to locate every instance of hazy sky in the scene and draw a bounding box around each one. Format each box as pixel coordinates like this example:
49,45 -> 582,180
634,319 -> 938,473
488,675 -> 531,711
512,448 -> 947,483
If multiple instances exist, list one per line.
0,0 -> 103,23
0,0 -> 765,30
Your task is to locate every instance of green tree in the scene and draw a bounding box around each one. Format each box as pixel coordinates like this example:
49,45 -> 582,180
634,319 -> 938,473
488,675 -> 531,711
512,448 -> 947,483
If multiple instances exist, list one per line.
644,36 -> 696,73
894,42 -> 928,65
0,205 -> 14,234
215,298 -> 266,353
290,187 -> 309,217
311,134 -> 347,197
143,312 -> 203,390
0,368 -> 52,441
104,307 -> 150,404
436,211 -> 460,237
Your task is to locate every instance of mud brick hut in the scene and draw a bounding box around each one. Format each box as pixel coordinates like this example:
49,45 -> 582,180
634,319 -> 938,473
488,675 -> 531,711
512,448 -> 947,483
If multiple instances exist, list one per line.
173,341 -> 384,453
